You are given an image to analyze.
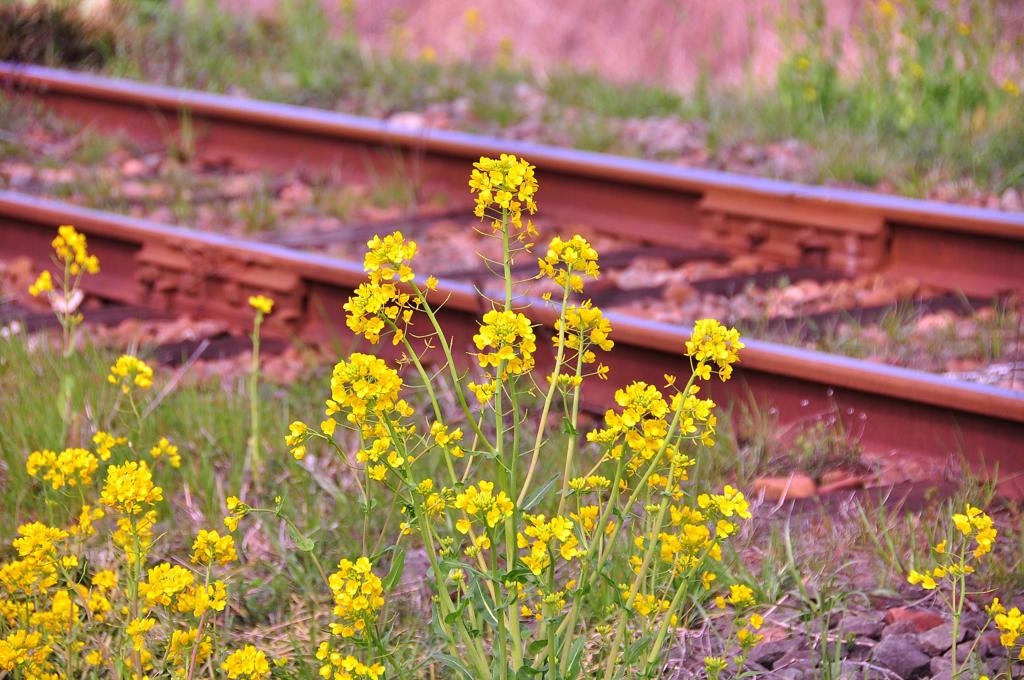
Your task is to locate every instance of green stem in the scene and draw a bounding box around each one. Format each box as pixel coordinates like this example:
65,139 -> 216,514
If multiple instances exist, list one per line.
517,280 -> 572,506
249,313 -> 263,481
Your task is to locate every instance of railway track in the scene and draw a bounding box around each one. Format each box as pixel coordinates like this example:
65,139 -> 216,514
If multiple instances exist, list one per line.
1,63 -> 1022,492
2,192 -> 1022,496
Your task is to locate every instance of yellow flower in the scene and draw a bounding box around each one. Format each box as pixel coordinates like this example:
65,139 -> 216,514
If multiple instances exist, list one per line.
285,420 -> 310,459
431,421 -> 465,457
454,480 -> 515,531
468,378 -> 498,404
1003,79 -> 1020,98
315,644 -> 386,680
126,616 -> 155,651
222,645 -> 271,680
149,437 -> 181,468
727,584 -> 755,608
363,231 -> 417,283
107,354 -> 154,393
26,447 -> 98,489
517,514 -> 581,575
167,628 -> 210,667
190,529 -> 238,565
344,279 -> 415,345
538,235 -> 600,292
248,295 -> 274,315
328,557 -> 385,638
177,580 -> 228,617
993,606 -> 1024,650
138,563 -> 194,609
907,569 -> 938,590
554,300 -> 613,368
99,460 -> 163,515
92,430 -> 126,461
28,270 -> 52,297
468,154 -> 539,239
685,319 -> 744,381
473,309 -> 536,376
51,225 -> 100,275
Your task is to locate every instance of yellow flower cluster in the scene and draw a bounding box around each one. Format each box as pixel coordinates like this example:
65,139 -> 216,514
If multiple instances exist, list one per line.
316,644 -> 386,680
908,504 -> 997,592
328,557 -> 385,638
99,460 -> 163,515
325,353 -> 414,480
555,301 -> 613,379
224,495 -> 250,531
469,154 -> 539,238
138,563 -> 194,608
190,530 -> 238,566
222,644 -> 271,679
715,584 -> 756,609
51,224 -> 100,275
107,354 -> 154,393
473,309 -> 536,376
952,503 -> 997,558
363,231 -> 418,283
327,353 -> 408,425
988,599 -> 1024,658
517,514 -> 581,575
26,447 -> 99,489
92,430 -> 126,461
149,436 -> 181,468
454,481 -> 514,533
538,235 -> 600,292
0,630 -> 55,677
28,270 -> 52,297
685,319 -> 745,381
285,420 -> 311,460
431,421 -> 465,458
587,381 -> 671,470
344,280 -> 414,345
248,294 -> 274,314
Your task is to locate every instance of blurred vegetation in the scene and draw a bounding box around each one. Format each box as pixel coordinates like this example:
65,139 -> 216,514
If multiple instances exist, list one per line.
2,0 -> 1022,198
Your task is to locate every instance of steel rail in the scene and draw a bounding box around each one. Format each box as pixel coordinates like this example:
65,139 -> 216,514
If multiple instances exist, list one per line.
2,63 -> 1023,296
2,191 -> 1021,495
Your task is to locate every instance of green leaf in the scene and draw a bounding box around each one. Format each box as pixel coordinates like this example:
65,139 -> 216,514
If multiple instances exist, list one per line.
522,475 -> 559,511
286,524 -> 315,552
430,653 -> 474,680
563,637 -> 586,679
560,416 -> 577,436
383,546 -> 406,591
527,639 -> 549,655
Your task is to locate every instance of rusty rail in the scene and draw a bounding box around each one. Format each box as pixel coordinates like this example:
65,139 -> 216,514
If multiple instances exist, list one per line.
2,191 -> 1022,495
2,63 -> 1023,297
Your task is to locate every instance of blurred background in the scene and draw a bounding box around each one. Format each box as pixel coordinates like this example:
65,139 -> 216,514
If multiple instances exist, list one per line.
2,0 -> 1023,205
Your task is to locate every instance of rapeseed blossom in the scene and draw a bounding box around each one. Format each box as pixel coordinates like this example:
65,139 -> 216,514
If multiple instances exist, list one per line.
328,557 -> 385,638
469,154 -> 539,239
28,270 -> 52,297
190,530 -> 238,566
149,437 -> 181,468
247,294 -> 274,314
222,645 -> 271,679
473,309 -> 536,376
685,319 -> 745,381
107,354 -> 154,393
26,447 -> 99,489
51,224 -> 99,275
538,234 -> 600,291
454,481 -> 514,533
99,460 -> 163,515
